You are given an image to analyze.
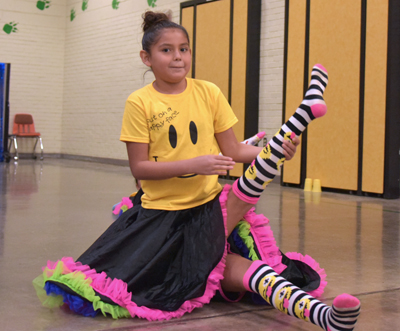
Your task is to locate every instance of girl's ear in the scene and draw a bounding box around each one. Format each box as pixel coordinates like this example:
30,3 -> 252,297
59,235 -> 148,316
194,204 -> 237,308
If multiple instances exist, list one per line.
140,50 -> 152,67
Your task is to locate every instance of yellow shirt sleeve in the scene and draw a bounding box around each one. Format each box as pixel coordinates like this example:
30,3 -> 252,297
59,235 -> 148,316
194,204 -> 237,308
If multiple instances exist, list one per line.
213,88 -> 238,133
120,95 -> 149,143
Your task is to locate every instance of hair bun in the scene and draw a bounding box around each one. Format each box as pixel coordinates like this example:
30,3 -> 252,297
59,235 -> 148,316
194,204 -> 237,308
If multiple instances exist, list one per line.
141,10 -> 189,53
142,11 -> 170,32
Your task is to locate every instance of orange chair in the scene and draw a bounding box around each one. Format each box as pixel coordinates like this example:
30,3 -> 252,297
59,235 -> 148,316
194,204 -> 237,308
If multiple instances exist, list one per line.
8,113 -> 43,161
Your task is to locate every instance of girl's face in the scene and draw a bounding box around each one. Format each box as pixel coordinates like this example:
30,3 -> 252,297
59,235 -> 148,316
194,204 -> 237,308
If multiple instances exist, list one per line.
141,28 -> 191,89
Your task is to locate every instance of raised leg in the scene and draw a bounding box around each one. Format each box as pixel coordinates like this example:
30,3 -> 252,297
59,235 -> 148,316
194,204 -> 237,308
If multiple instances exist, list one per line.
225,64 -> 328,236
233,64 -> 328,204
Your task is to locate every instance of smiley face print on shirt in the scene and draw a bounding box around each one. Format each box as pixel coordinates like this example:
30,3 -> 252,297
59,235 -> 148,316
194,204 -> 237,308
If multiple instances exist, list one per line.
146,105 -> 219,178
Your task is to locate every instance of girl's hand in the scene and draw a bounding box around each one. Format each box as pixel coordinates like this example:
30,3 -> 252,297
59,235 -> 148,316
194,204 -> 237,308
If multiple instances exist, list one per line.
192,155 -> 235,176
283,136 -> 300,161
127,142 -> 235,179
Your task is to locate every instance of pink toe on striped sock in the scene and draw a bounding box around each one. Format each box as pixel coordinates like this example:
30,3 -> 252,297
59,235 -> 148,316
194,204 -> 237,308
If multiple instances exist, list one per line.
314,63 -> 327,72
310,103 -> 327,119
257,131 -> 266,139
332,293 -> 360,309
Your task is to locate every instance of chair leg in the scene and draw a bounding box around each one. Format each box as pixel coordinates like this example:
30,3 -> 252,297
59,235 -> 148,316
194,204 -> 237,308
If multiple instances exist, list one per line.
33,137 -> 38,159
12,136 -> 18,161
39,137 -> 44,160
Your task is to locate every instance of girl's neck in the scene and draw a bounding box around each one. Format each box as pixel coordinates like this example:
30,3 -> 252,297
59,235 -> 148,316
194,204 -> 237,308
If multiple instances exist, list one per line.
152,78 -> 187,95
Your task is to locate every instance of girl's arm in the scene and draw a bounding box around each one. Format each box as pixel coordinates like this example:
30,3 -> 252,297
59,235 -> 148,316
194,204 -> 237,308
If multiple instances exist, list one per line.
126,142 -> 236,180
215,128 -> 299,163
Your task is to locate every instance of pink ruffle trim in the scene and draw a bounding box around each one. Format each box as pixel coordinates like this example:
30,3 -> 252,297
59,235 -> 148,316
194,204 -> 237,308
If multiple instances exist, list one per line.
112,197 -> 133,216
43,189 -> 229,321
242,206 -> 287,275
217,186 -> 243,302
221,184 -> 287,275
219,184 -> 326,300
218,185 -> 286,302
284,252 -> 327,298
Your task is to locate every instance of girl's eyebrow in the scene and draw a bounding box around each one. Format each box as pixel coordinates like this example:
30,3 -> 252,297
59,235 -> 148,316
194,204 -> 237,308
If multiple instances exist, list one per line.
158,42 -> 189,47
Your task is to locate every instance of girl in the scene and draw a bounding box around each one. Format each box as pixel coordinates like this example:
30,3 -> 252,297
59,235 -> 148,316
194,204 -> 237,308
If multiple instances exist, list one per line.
34,11 -> 360,330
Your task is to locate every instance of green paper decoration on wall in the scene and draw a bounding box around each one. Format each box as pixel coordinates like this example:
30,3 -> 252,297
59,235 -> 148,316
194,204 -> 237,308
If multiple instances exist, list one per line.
3,22 -> 18,34
70,9 -> 76,21
147,0 -> 157,7
36,0 -> 51,10
66,0 -> 159,22
82,0 -> 89,11
112,0 -> 120,9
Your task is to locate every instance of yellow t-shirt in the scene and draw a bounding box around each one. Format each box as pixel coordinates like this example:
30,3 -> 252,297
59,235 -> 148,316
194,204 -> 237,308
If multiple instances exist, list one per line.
120,78 -> 238,211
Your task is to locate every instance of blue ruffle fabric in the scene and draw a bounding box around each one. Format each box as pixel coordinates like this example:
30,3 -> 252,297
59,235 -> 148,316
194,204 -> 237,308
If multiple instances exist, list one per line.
230,228 -> 251,259
44,282 -> 98,317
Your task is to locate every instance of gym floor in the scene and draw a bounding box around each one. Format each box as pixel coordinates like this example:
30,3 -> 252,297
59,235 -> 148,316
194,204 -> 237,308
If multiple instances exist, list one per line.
1,159 -> 399,330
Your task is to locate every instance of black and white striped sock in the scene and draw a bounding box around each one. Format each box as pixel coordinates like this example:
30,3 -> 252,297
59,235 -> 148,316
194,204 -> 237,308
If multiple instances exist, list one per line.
244,261 -> 360,331
233,64 -> 329,203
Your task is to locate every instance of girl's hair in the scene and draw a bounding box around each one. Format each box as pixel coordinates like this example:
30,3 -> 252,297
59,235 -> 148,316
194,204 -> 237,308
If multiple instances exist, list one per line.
142,11 -> 190,53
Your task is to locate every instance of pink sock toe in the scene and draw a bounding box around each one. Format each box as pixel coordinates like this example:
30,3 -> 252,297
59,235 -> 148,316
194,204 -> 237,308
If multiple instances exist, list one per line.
333,293 -> 360,309
314,63 -> 327,73
310,103 -> 327,118
257,131 -> 266,139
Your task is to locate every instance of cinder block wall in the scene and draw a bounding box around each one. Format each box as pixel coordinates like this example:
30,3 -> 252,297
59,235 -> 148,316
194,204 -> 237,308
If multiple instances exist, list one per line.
1,0 -> 285,160
259,0 -> 285,142
0,0 -> 66,154
61,0 -> 182,159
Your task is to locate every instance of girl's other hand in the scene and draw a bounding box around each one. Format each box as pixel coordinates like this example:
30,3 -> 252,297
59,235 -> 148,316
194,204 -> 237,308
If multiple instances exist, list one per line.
283,136 -> 300,161
193,155 -> 235,176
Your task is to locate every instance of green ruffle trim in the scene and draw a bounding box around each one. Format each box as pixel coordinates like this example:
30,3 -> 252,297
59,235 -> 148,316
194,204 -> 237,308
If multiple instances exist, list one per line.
33,261 -> 131,319
236,220 -> 260,261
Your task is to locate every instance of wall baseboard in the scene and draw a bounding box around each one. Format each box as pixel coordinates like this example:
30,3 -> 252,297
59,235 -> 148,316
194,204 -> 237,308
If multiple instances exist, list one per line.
11,153 -> 130,167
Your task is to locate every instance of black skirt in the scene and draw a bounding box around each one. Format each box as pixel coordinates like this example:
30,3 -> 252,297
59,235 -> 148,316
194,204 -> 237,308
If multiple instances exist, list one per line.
78,193 -> 226,311
35,190 -> 228,320
34,185 -> 326,320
